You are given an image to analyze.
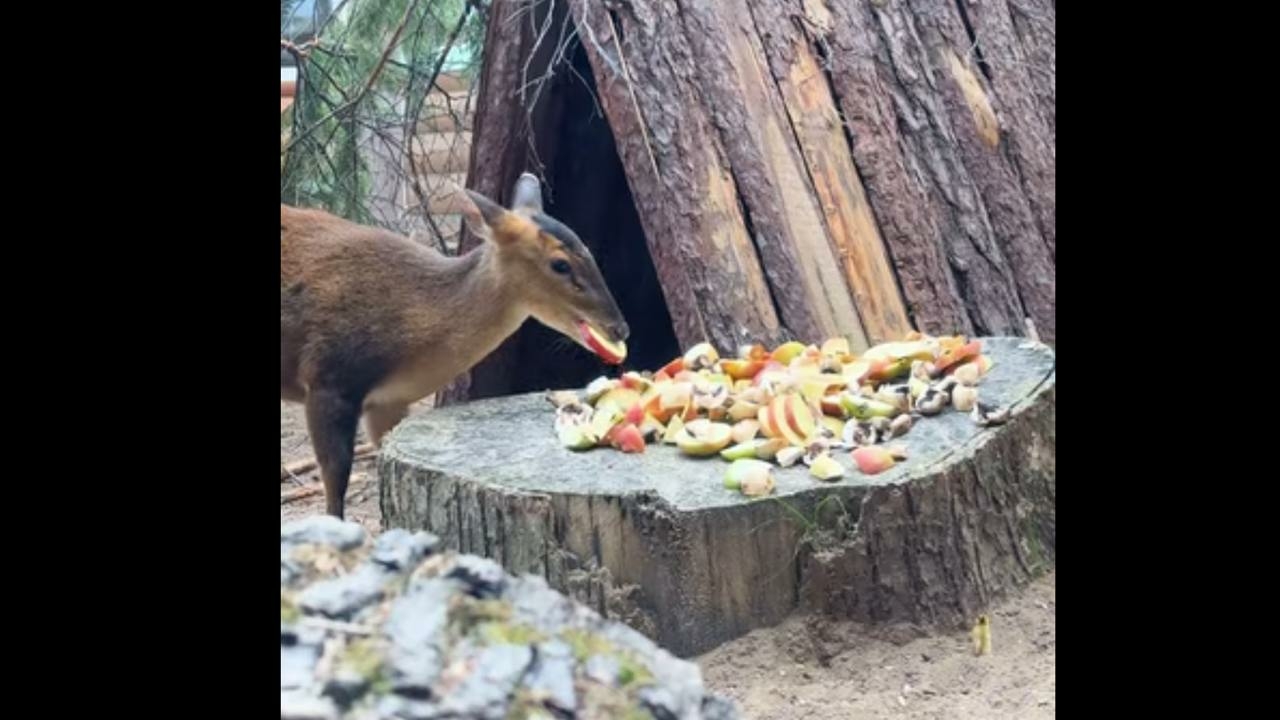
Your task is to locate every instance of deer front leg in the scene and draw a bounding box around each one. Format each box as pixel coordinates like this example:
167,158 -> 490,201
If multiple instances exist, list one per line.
364,402 -> 409,448
304,388 -> 363,518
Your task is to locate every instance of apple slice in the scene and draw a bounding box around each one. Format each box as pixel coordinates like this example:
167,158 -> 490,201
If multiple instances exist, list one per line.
659,357 -> 685,377
595,387 -> 642,415
851,446 -> 896,475
771,341 -> 806,366
819,415 -> 845,438
731,419 -> 761,444
798,374 -> 848,405
809,453 -> 845,481
721,359 -> 766,380
682,342 -> 720,370
618,371 -> 652,391
674,419 -> 734,457
557,423 -> 597,450
839,392 -> 900,419
723,459 -> 776,497
780,394 -> 818,444
728,399 -> 762,422
866,357 -> 912,383
719,440 -> 759,461
584,376 -> 616,403
624,402 -> 645,426
775,446 -> 804,467
820,394 -> 846,418
638,413 -> 666,440
659,382 -> 692,407
759,396 -> 812,446
820,337 -> 851,358
589,405 -> 623,445
842,359 -> 871,385
936,340 -> 982,373
862,340 -> 936,363
662,415 -> 685,444
579,322 -> 627,364
611,423 -> 646,453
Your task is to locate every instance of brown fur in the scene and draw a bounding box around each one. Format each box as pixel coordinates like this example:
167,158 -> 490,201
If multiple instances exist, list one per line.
281,175 -> 627,518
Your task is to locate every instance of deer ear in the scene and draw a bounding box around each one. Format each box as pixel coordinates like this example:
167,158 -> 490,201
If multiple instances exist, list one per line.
458,187 -> 533,246
510,172 -> 544,214
463,189 -> 507,227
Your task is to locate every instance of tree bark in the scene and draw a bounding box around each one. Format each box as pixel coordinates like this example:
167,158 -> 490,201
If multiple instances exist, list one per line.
439,0 -> 1055,405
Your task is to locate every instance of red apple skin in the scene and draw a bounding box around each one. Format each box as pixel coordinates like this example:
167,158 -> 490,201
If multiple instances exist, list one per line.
579,322 -> 626,364
851,446 -> 895,474
659,357 -> 685,377
722,359 -> 766,380
624,403 -> 645,426
782,395 -> 817,441
936,340 -> 982,373
752,361 -> 786,386
613,423 -> 646,453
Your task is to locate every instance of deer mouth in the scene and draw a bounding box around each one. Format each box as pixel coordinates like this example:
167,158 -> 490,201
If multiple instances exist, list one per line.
577,321 -> 627,365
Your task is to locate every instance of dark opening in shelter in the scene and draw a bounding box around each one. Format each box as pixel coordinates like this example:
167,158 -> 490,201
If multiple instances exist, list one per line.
465,41 -> 679,399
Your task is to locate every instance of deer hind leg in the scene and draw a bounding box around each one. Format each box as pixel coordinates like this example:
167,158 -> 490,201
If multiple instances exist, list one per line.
304,388 -> 363,519
364,402 -> 409,448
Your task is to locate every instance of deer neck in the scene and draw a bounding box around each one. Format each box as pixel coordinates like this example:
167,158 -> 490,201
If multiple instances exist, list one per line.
426,242 -> 529,369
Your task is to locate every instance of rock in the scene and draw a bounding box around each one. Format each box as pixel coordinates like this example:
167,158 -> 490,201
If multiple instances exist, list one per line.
639,686 -> 682,720
702,695 -> 741,720
384,578 -> 453,698
446,555 -> 506,598
506,576 -> 577,631
281,691 -> 339,720
298,565 -> 386,619
371,529 -> 440,572
584,654 -> 621,685
525,641 -> 576,713
432,644 -> 532,719
280,519 -> 739,719
282,516 -> 367,551
282,643 -> 321,690
323,670 -> 370,710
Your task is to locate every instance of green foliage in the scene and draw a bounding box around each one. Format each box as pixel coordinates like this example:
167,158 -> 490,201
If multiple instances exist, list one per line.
280,0 -> 486,223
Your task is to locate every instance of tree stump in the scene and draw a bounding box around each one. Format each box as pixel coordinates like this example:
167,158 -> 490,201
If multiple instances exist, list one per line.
381,337 -> 1055,657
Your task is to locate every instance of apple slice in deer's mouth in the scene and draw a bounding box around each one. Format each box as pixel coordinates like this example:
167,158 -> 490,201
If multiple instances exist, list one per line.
578,322 -> 627,365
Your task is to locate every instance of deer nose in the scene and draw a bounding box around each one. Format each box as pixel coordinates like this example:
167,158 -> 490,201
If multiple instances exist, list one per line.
612,322 -> 630,341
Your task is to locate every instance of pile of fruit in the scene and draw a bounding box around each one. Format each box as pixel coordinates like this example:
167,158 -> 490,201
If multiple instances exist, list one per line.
547,333 -> 1008,498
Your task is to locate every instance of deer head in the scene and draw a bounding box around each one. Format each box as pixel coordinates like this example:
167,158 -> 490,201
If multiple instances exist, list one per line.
460,173 -> 630,362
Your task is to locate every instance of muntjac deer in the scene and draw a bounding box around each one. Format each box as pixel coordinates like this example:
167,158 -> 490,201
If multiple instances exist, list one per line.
281,173 -> 630,518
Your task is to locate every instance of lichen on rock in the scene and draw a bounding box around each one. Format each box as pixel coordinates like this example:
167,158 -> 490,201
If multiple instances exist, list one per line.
280,517 -> 738,719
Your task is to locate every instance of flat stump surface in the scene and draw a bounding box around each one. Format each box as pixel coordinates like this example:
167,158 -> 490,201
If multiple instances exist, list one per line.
381,337 -> 1056,656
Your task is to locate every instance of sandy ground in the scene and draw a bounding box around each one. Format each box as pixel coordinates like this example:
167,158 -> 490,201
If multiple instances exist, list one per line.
281,401 -> 1055,719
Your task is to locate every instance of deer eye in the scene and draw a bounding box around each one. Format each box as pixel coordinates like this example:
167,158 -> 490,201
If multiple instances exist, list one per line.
550,259 -> 572,276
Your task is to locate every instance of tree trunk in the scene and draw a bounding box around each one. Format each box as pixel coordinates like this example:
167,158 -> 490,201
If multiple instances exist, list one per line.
439,0 -> 1054,406
382,337 -> 1056,657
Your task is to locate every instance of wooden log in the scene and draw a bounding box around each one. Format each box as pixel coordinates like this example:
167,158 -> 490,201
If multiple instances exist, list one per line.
745,0 -> 912,343
569,0 -> 788,351
963,0 -> 1056,259
821,0 -> 1055,343
380,337 -> 1055,657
